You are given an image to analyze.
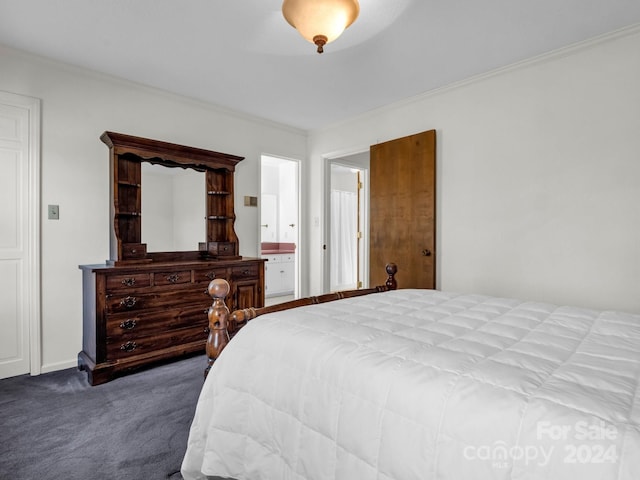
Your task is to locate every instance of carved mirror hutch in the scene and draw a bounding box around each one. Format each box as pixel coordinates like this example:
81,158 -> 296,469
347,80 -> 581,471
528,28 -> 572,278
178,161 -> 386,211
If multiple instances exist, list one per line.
79,132 -> 265,385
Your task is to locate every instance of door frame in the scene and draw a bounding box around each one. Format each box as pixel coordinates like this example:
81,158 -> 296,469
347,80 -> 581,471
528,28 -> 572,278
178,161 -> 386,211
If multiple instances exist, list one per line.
323,151 -> 370,293
259,154 -> 302,299
0,90 -> 41,376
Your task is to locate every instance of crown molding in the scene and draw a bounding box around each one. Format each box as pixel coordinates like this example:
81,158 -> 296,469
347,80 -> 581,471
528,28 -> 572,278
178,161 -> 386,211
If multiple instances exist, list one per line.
314,22 -> 640,134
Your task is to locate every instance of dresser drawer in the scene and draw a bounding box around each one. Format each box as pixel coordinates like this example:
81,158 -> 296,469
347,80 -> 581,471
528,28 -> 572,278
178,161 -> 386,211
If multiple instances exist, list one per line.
193,268 -> 228,284
121,243 -> 147,260
206,242 -> 236,256
105,273 -> 151,291
106,288 -> 209,313
106,327 -> 207,360
105,305 -> 208,338
263,255 -> 293,264
231,264 -> 259,279
153,270 -> 191,286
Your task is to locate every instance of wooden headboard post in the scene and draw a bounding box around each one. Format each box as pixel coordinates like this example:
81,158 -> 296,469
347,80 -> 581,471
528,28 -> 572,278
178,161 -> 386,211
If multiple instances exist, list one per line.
385,263 -> 398,290
204,279 -> 231,378
204,263 -> 398,377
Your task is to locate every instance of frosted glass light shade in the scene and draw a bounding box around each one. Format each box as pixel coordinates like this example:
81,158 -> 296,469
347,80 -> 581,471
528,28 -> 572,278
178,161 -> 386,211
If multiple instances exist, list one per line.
282,0 -> 360,53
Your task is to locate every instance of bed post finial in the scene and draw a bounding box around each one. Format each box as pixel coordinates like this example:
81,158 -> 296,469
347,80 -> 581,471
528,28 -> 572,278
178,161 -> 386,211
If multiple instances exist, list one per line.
205,278 -> 231,378
385,263 -> 398,290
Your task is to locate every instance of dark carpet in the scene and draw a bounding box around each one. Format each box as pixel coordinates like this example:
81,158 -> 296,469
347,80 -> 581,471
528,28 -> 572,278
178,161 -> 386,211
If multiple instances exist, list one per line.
0,354 -> 208,480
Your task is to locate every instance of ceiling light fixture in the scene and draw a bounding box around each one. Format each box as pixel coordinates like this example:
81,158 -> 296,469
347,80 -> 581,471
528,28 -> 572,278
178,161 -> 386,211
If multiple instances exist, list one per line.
282,0 -> 360,54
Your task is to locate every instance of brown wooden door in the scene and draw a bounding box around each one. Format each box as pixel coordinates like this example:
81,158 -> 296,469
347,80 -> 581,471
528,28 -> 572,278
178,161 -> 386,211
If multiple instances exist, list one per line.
369,130 -> 436,289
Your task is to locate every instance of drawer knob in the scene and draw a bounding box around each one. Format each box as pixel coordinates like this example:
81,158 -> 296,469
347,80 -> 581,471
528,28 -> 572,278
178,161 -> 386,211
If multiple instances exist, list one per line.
205,272 -> 216,280
166,273 -> 180,283
121,277 -> 136,287
119,319 -> 137,330
120,296 -> 138,309
120,341 -> 137,352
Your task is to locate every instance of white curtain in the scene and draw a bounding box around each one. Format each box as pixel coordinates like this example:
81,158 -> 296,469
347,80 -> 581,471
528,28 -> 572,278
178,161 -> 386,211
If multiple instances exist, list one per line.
331,190 -> 357,290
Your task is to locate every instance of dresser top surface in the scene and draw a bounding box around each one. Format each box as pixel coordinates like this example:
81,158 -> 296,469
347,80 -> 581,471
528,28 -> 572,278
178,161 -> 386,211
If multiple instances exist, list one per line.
79,257 -> 265,273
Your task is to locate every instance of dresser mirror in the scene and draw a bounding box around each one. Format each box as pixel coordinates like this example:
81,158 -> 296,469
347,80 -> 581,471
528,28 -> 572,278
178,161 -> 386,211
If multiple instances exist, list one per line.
141,162 -> 205,252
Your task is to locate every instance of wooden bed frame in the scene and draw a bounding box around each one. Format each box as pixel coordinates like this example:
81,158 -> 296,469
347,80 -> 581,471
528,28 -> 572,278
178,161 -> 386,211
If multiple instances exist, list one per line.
203,263 -> 398,377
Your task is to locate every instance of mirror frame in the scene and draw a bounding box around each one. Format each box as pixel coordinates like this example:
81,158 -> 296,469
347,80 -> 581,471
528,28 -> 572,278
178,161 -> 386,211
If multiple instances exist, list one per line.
101,131 -> 244,265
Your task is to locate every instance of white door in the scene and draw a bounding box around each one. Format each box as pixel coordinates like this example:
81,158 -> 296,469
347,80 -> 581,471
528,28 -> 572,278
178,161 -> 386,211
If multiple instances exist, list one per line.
0,91 -> 40,379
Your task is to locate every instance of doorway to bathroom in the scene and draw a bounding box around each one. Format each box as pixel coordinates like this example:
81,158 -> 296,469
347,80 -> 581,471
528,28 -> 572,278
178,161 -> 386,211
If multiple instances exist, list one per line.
260,155 -> 300,304
326,152 -> 369,293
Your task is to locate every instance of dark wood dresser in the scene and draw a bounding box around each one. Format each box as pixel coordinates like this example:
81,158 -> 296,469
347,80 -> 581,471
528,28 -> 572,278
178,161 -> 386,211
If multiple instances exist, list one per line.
79,132 -> 264,384
79,258 -> 263,385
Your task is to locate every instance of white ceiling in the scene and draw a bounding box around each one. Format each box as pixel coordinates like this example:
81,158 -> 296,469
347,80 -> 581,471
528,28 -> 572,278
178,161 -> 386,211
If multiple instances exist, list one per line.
2,0 -> 640,130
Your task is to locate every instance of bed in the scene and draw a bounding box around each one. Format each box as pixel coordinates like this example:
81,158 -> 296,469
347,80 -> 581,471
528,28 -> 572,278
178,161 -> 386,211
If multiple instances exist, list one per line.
182,265 -> 640,480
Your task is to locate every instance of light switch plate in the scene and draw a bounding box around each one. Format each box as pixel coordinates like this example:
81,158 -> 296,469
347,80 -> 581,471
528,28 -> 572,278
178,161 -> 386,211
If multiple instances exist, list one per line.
48,204 -> 59,220
244,196 -> 258,207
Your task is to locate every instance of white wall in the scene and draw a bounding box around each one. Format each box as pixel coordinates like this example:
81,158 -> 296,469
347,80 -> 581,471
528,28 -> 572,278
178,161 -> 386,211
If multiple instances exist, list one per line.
0,46 -> 306,372
277,161 -> 298,243
261,161 -> 281,243
261,157 -> 298,244
308,26 -> 640,314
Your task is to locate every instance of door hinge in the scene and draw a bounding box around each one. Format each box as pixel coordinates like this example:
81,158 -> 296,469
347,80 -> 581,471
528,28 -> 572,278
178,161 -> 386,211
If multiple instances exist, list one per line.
357,231 -> 362,239
358,182 -> 363,189
357,281 -> 363,288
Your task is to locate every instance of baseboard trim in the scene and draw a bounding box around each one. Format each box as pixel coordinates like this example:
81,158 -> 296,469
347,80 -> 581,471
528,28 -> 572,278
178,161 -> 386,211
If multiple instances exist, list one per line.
38,359 -> 77,375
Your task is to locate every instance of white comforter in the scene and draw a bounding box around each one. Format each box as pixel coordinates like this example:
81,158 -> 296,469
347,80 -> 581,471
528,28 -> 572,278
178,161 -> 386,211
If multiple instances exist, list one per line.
182,289 -> 640,480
